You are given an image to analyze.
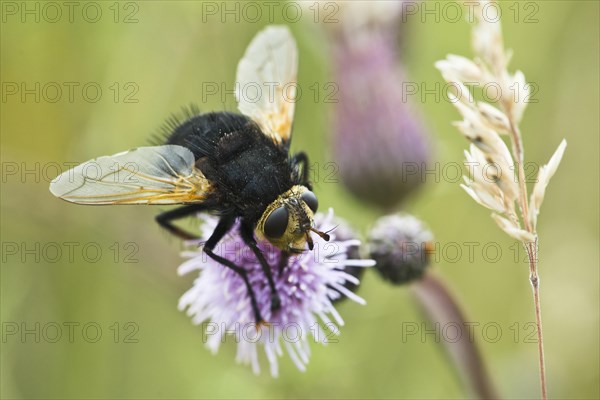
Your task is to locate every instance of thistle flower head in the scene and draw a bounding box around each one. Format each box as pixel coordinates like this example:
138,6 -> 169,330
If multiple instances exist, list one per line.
325,1 -> 431,209
367,214 -> 434,285
178,209 -> 374,377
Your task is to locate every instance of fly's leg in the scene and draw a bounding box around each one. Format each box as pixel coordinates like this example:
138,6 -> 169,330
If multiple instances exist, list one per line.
240,222 -> 281,312
158,209 -> 263,324
155,204 -> 208,240
203,216 -> 264,324
291,151 -> 311,188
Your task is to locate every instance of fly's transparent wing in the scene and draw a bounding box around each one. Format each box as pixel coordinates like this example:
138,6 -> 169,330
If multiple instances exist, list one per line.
49,145 -> 212,205
235,25 -> 298,147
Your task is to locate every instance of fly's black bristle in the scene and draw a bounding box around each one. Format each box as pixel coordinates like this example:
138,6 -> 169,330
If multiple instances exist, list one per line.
148,103 -> 203,145
182,103 -> 201,119
148,132 -> 165,146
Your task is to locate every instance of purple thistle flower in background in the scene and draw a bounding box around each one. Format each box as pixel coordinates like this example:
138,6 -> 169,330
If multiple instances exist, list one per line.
178,209 -> 374,377
327,2 -> 431,210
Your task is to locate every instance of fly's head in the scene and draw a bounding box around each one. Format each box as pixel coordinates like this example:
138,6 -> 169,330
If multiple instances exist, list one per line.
257,185 -> 329,253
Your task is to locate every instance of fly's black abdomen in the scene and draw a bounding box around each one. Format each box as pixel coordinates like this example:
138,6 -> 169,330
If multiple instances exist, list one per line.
165,111 -> 252,160
215,128 -> 295,219
165,111 -> 298,222
208,125 -> 296,221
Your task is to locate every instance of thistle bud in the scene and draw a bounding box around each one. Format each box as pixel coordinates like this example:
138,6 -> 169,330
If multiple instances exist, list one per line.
327,3 -> 431,209
367,214 -> 434,285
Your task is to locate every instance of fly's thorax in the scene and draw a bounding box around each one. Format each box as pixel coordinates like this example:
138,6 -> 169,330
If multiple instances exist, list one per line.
256,185 -> 320,252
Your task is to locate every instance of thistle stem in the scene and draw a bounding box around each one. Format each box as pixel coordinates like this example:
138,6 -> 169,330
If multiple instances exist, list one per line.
411,273 -> 498,399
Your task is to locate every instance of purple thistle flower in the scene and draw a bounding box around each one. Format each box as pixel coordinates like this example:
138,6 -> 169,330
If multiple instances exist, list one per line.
328,4 -> 431,209
178,209 -> 374,376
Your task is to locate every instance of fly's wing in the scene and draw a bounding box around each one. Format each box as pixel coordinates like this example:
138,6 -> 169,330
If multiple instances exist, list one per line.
49,145 -> 212,205
235,25 -> 298,148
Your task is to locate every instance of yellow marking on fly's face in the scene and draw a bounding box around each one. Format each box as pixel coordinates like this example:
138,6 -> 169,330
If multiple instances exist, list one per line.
256,185 -> 314,252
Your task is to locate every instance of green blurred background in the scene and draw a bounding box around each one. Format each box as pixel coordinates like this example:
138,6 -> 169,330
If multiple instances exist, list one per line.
1,1 -> 598,399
